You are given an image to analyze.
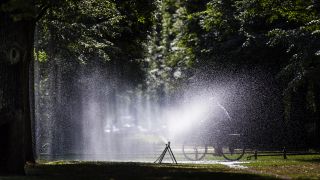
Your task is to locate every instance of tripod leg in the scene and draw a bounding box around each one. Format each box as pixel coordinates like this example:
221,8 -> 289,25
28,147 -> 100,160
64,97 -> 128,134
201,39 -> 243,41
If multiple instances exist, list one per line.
154,155 -> 161,163
159,146 -> 168,163
154,144 -> 167,163
155,145 -> 166,163
168,147 -> 174,162
168,146 -> 178,164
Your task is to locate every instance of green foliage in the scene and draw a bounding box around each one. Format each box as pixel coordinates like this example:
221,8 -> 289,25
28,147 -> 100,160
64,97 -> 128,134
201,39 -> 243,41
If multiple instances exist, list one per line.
146,0 -> 320,129
145,0 -> 200,94
34,49 -> 48,62
1,0 -> 36,21
36,0 -> 123,64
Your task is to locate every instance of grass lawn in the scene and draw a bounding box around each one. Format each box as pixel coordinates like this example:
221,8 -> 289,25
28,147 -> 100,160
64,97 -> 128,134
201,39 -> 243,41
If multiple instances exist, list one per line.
0,161 -> 273,180
0,154 -> 320,179
241,154 -> 320,179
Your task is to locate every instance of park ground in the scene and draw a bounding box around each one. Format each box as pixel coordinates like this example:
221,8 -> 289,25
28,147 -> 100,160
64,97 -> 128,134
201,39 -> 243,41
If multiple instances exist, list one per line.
0,154 -> 320,179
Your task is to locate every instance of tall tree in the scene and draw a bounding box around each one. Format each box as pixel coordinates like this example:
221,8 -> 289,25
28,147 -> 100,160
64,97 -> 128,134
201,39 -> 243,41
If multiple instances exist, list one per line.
0,0 -> 36,174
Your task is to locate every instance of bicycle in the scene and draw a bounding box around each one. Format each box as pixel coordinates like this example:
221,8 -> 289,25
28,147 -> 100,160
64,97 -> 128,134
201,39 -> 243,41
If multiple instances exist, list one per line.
181,102 -> 246,161
182,133 -> 246,161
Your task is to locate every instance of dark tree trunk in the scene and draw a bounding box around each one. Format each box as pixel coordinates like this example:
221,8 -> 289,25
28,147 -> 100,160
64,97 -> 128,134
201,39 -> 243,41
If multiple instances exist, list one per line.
287,86 -> 309,149
313,82 -> 320,149
0,3 -> 35,174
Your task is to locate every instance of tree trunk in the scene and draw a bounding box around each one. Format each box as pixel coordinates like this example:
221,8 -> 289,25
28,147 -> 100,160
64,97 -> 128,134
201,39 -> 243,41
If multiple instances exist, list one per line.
0,5 -> 35,174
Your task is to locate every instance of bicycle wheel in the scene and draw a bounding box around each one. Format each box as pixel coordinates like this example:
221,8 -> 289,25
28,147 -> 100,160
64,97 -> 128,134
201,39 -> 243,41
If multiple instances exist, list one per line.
220,134 -> 245,161
182,142 -> 207,161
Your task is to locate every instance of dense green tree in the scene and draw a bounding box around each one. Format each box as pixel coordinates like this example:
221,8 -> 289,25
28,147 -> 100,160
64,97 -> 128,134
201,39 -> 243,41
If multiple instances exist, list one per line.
146,0 -> 320,148
34,0 -> 156,156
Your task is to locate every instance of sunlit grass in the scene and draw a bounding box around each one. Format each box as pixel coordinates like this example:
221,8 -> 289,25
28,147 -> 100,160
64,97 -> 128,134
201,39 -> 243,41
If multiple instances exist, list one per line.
193,152 -> 320,179
243,154 -> 320,179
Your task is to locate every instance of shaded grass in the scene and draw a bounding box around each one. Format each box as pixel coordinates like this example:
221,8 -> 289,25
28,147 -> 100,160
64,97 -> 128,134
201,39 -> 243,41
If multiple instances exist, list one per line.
2,154 -> 320,179
0,161 -> 274,180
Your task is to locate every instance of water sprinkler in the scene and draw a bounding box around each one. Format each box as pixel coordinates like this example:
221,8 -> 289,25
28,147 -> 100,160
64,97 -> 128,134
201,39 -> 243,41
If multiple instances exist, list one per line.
154,141 -> 177,164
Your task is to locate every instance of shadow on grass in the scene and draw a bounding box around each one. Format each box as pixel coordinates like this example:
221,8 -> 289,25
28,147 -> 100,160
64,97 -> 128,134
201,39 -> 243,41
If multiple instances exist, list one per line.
287,154 -> 320,163
0,161 -> 277,180
297,158 -> 320,163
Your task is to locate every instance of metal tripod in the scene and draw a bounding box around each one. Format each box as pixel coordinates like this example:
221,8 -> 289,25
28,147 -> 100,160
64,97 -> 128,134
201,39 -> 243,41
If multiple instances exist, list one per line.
154,141 -> 178,164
